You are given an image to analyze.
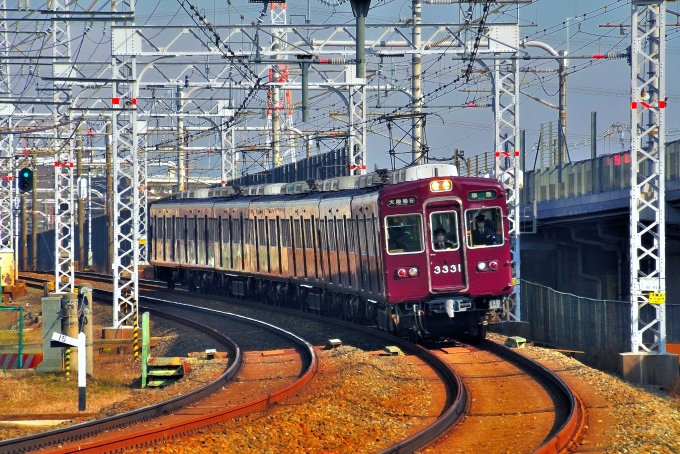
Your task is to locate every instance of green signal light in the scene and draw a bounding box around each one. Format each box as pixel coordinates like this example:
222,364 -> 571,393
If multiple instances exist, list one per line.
22,172 -> 29,177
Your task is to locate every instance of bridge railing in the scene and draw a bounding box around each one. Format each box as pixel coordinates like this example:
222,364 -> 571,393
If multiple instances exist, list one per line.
522,141 -> 680,204
521,280 -> 680,371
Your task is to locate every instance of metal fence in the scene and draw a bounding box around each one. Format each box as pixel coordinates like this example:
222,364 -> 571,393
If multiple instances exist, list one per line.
228,148 -> 349,187
521,280 -> 680,371
0,306 -> 23,367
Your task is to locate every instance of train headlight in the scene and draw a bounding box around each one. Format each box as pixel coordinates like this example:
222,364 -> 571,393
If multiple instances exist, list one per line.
477,262 -> 487,271
430,179 -> 452,192
408,267 -> 419,277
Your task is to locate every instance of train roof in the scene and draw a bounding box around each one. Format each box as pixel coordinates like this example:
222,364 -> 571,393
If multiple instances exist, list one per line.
153,163 -> 460,204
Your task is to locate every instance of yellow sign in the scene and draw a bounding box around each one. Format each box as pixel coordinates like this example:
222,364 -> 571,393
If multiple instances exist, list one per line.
649,292 -> 666,305
139,239 -> 147,245
512,277 -> 517,286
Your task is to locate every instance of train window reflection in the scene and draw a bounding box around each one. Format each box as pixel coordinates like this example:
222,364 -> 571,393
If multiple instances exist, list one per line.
386,214 -> 423,254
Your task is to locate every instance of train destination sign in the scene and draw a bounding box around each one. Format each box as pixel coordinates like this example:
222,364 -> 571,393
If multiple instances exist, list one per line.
388,197 -> 416,207
468,190 -> 496,201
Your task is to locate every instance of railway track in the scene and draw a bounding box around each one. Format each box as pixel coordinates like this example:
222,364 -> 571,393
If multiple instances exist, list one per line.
15,273 -> 586,453
2,277 -> 317,454
423,339 -> 585,453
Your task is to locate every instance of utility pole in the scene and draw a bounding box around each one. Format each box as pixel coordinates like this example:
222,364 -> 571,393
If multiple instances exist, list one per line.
31,158 -> 37,271
20,193 -> 26,270
558,50 -> 568,165
176,84 -> 185,192
105,118 -> 113,271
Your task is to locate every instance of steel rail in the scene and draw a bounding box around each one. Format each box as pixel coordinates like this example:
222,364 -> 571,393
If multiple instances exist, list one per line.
481,340 -> 586,454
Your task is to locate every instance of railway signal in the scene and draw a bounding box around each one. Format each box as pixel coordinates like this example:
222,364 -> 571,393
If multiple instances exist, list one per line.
18,168 -> 33,193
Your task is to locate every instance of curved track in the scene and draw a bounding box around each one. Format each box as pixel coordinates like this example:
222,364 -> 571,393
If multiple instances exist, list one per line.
2,277 -> 317,454
15,273 -> 585,453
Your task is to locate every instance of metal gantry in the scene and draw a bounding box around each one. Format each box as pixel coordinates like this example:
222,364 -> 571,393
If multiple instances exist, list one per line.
493,57 -> 521,321
629,0 -> 667,353
111,0 -> 140,327
51,0 -> 75,294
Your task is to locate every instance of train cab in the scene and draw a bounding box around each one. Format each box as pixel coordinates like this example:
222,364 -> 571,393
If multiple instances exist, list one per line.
379,165 -> 513,338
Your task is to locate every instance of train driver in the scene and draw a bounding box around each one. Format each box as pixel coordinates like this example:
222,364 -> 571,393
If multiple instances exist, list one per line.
472,214 -> 496,246
433,228 -> 455,250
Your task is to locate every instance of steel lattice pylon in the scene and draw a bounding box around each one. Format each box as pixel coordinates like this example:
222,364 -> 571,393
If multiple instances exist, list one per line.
0,0 -> 14,255
0,159 -> 12,251
218,101 -> 235,184
629,0 -> 666,353
111,0 -> 140,327
51,0 -> 75,294
493,56 -> 521,321
137,121 -> 148,265
348,82 -> 367,175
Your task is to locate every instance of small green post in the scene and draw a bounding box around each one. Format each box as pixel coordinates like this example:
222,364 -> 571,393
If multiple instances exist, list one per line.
141,312 -> 149,388
18,306 -> 23,368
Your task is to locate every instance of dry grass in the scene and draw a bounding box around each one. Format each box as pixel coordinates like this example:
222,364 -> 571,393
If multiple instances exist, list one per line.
0,354 -> 140,415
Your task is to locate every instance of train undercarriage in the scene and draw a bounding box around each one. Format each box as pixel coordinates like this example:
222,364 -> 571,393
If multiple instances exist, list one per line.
156,267 -> 498,343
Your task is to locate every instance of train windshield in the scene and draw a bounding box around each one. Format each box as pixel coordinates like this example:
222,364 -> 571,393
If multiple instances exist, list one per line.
466,207 -> 503,248
430,211 -> 459,250
386,214 -> 424,254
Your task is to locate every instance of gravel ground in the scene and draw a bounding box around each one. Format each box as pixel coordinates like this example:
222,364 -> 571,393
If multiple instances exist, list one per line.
134,345 -> 434,454
15,276 -> 680,453
487,332 -> 680,454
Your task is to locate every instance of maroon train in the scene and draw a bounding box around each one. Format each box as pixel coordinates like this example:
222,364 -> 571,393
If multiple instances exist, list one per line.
149,164 -> 513,341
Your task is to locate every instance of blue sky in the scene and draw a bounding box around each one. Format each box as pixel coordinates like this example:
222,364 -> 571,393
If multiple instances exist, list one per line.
131,0 -> 679,175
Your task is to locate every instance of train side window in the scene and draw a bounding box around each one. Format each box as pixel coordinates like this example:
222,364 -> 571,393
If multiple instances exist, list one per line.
293,219 -> 302,249
232,218 -> 241,244
337,218 -> 346,252
222,217 -> 230,243
304,219 -> 313,249
258,219 -> 267,246
281,219 -> 290,247
385,214 -> 424,254
197,217 -> 205,241
367,216 -> 376,257
465,207 -> 503,248
171,216 -> 176,261
430,211 -> 459,250
328,218 -> 336,252
358,216 -> 367,255
188,217 -> 196,241
269,219 -> 278,247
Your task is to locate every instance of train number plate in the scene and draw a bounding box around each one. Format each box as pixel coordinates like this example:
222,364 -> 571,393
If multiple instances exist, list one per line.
489,299 -> 501,309
433,264 -> 461,274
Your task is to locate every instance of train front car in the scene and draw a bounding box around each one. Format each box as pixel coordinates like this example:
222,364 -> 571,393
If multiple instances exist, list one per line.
379,164 -> 512,341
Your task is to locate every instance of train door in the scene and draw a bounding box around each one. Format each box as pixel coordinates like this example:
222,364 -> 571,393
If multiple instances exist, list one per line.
425,201 -> 466,292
